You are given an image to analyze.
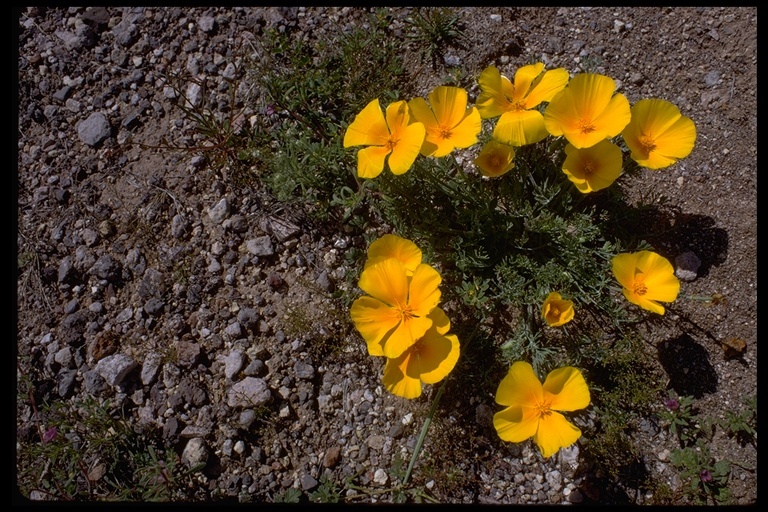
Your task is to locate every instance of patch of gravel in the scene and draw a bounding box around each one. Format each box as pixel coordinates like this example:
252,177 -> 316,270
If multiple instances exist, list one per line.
16,7 -> 756,504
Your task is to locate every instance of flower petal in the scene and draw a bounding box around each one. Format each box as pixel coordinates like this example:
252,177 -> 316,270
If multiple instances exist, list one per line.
349,295 -> 400,355
493,110 -> 549,147
408,97 -> 438,130
445,107 -> 482,150
493,405 -> 540,443
648,116 -> 697,161
407,263 -> 442,317
543,366 -> 591,412
356,145 -> 389,179
358,258 -> 409,307
494,361 -> 543,407
476,67 -> 516,118
383,355 -> 423,399
524,68 -> 570,107
388,122 -> 425,175
416,331 -> 460,384
365,234 -> 422,274
542,89 -> 576,137
627,98 -> 681,137
512,62 -> 545,102
625,290 -> 667,315
533,411 -> 582,458
568,73 -> 617,120
429,86 -> 469,128
611,252 -> 640,290
592,92 -> 632,138
427,307 -> 451,335
344,99 -> 389,147
383,315 -> 433,359
385,100 -> 412,134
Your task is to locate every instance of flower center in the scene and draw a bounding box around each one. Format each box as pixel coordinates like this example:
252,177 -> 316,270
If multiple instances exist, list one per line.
534,397 -> 553,418
386,136 -> 400,152
633,270 -> 648,296
582,160 -> 595,176
549,305 -> 561,318
489,155 -> 502,169
578,117 -> 596,135
639,133 -> 657,154
438,125 -> 453,141
396,302 -> 417,322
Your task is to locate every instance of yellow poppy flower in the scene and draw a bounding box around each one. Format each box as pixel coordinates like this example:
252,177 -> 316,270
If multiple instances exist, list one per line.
542,292 -> 575,327
408,86 -> 482,157
382,308 -> 460,399
476,64 -> 569,146
364,234 -> 422,276
621,98 -> 697,170
350,258 -> 441,358
543,73 -> 631,149
474,139 -> 516,177
561,140 -> 623,193
493,361 -> 590,458
343,98 -> 426,179
611,250 -> 680,315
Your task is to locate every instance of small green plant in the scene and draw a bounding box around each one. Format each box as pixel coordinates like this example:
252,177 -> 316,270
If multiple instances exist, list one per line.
139,60 -> 262,188
669,441 -> 732,505
659,391 -> 699,446
308,475 -> 343,503
17,395 -> 198,501
718,394 -> 757,447
273,487 -> 302,503
405,7 -> 465,67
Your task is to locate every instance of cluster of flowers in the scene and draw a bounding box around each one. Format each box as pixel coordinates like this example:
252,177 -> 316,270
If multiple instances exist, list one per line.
344,64 -> 695,457
349,234 -> 461,399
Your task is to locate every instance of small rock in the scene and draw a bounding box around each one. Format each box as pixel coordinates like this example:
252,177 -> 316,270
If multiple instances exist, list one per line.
294,361 -> 314,380
176,341 -> 202,368
228,377 -> 272,408
373,468 -> 388,486
300,474 -> 318,492
181,437 -> 209,468
245,236 -> 274,257
323,446 -> 342,468
207,198 -> 230,224
223,350 -> 245,380
198,15 -> 216,33
77,112 -> 111,147
143,298 -> 165,316
95,353 -> 137,387
675,251 -> 701,282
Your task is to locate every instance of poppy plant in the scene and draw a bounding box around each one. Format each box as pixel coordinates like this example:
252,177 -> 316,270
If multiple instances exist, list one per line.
542,292 -> 575,327
621,98 -> 697,170
561,140 -> 623,193
408,86 -> 482,157
611,250 -> 680,315
343,98 -> 426,179
350,258 -> 442,359
476,64 -> 569,146
364,234 -> 422,276
382,307 -> 460,399
543,73 -> 631,149
493,361 -> 590,458
474,139 -> 516,178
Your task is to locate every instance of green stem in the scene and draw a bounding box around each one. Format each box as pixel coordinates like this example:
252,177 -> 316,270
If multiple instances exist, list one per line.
402,381 -> 445,486
402,323 -> 481,486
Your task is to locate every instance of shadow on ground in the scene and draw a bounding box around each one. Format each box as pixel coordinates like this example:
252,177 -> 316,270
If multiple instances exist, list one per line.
657,333 -> 718,398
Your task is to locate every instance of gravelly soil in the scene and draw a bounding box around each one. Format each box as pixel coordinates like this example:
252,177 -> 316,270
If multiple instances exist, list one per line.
16,7 -> 756,504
